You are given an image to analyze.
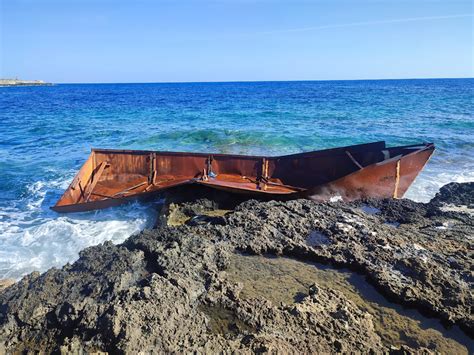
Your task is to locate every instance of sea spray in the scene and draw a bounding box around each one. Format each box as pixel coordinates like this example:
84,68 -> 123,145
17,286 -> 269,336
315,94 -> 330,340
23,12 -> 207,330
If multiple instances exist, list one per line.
0,175 -> 155,279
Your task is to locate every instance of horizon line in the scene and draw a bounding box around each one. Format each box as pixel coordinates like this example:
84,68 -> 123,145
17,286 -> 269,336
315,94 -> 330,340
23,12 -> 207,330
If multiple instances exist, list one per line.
48,76 -> 474,85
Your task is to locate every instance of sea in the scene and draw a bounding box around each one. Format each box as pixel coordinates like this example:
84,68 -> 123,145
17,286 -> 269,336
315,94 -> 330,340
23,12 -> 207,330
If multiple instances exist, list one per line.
1,79 -> 473,280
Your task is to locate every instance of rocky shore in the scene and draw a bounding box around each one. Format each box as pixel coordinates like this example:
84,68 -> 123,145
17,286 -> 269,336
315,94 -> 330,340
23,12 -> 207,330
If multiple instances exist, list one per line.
0,182 -> 472,353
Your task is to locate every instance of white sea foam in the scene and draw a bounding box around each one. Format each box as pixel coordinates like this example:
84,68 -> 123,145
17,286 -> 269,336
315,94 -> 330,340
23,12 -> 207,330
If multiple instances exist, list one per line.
405,168 -> 474,203
0,176 -> 155,280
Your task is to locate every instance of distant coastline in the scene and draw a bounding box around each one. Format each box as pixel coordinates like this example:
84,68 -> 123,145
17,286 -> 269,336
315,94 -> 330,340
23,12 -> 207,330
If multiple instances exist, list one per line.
0,79 -> 53,87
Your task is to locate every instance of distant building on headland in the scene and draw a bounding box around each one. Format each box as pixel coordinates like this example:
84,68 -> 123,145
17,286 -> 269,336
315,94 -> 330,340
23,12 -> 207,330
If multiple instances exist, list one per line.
0,78 -> 53,87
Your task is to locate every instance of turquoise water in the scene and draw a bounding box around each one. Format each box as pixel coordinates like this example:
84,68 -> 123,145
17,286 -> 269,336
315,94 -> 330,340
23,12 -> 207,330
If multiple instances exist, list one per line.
1,79 -> 473,279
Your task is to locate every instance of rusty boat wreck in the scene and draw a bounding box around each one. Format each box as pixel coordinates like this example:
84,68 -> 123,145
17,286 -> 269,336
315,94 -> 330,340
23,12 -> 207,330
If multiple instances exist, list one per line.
51,141 -> 434,213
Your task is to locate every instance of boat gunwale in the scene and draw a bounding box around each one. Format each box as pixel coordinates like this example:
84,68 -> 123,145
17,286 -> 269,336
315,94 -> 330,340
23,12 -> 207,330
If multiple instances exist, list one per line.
90,141 -> 389,160
90,142 -> 433,160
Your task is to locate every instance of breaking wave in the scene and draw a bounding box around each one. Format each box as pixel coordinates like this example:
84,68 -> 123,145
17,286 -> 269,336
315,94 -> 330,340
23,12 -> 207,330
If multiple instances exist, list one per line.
0,176 -> 156,280
406,167 -> 474,203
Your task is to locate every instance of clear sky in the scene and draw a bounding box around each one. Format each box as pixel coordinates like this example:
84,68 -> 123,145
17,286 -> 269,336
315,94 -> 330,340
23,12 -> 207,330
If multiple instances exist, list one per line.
1,0 -> 472,83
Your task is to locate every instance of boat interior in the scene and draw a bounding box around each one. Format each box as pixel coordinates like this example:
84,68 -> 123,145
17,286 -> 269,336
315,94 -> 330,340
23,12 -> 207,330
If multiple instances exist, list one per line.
53,141 -> 433,209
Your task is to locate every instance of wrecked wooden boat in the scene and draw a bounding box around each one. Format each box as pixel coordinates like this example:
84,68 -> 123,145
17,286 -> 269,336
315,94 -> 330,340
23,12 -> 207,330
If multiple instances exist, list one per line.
51,141 -> 435,213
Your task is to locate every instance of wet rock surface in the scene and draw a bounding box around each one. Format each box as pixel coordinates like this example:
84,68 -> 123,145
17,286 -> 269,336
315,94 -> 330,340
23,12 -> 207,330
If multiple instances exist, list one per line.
430,182 -> 474,208
0,280 -> 15,292
0,182 -> 473,353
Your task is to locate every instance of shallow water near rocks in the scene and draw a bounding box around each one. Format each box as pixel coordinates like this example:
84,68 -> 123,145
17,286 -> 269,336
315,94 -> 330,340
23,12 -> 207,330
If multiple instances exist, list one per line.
226,254 -> 473,354
166,205 -> 232,226
200,304 -> 256,336
360,204 -> 381,215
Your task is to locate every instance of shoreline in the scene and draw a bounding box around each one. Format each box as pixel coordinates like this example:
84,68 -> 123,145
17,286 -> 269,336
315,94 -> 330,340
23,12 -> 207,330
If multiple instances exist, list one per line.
0,182 -> 472,352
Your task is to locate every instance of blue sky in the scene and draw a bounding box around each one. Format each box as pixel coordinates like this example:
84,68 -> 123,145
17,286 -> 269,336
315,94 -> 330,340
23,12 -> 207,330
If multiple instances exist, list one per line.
1,0 -> 472,83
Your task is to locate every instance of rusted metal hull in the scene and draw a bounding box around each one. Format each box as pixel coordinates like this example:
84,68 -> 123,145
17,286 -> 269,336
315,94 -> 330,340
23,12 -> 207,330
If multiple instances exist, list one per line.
51,141 -> 435,213
305,148 -> 434,201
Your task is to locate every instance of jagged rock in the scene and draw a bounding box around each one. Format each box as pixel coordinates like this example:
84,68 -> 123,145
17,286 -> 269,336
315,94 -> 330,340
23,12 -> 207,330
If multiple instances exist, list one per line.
0,183 -> 473,353
430,182 -> 474,207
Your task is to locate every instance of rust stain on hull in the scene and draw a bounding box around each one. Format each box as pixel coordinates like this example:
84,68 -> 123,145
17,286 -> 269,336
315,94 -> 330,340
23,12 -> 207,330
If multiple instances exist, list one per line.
306,148 -> 434,201
51,141 -> 435,213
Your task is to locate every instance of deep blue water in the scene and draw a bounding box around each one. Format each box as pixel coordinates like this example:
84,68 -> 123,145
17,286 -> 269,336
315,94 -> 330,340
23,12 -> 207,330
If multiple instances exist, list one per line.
1,79 -> 473,279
